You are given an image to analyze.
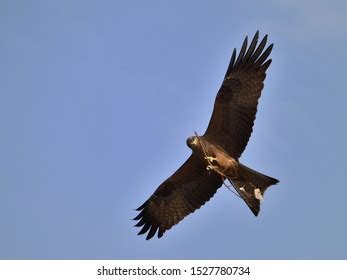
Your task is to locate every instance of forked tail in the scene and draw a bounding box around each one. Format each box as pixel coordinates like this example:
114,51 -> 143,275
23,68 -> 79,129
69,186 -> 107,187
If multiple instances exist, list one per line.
229,163 -> 279,216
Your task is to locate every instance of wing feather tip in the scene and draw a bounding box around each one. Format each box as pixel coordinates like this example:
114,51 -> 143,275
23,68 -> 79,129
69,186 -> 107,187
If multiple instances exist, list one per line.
135,201 -> 147,211
138,223 -> 151,235
242,31 -> 260,64
261,59 -> 272,71
255,44 -> 274,67
133,210 -> 144,221
250,34 -> 268,62
227,32 -> 273,73
233,36 -> 248,69
253,31 -> 259,44
225,48 -> 237,78
146,225 -> 158,240
134,218 -> 145,227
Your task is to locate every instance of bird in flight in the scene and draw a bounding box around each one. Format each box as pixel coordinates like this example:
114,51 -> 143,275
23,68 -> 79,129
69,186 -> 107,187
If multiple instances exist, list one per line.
134,31 -> 279,240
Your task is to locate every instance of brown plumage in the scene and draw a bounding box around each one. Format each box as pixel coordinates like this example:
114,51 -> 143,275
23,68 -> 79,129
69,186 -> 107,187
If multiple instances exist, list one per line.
134,31 -> 279,240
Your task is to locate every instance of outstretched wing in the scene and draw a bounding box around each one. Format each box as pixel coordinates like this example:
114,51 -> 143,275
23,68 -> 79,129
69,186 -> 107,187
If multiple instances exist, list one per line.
134,155 -> 223,240
203,31 -> 273,159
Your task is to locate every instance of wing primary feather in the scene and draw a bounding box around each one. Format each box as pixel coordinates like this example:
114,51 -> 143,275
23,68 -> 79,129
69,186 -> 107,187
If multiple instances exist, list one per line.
242,31 -> 259,63
255,43 -> 273,66
133,211 -> 144,220
138,223 -> 151,235
136,201 -> 147,211
234,36 -> 248,69
135,218 -> 146,227
224,48 -> 237,78
146,225 -> 158,240
158,229 -> 164,238
250,34 -> 268,62
261,59 -> 272,71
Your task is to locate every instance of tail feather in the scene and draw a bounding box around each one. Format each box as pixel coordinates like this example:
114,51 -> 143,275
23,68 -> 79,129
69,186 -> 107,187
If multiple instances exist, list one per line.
229,163 -> 279,216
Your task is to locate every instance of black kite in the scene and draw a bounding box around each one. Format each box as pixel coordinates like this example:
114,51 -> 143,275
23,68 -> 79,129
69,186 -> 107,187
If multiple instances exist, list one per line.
134,31 -> 279,240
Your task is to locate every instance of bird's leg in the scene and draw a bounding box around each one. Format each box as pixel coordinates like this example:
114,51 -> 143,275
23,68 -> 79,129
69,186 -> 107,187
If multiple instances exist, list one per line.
204,156 -> 217,163
205,156 -> 219,172
206,165 -> 214,171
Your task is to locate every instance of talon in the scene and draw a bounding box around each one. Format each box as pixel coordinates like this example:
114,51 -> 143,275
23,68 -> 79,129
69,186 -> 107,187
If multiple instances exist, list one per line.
204,156 -> 217,163
206,165 -> 214,170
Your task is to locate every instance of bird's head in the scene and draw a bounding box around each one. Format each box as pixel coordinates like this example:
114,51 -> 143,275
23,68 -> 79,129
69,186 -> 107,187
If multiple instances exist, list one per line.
186,136 -> 199,150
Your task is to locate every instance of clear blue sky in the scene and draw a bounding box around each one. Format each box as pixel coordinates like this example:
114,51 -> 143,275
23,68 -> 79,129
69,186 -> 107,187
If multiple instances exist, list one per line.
1,0 -> 347,259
